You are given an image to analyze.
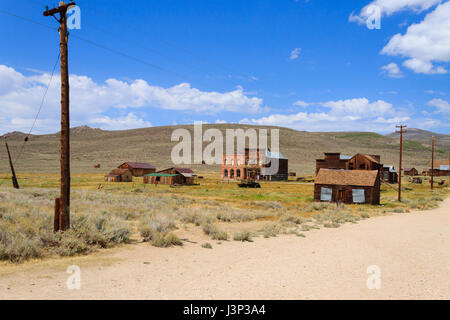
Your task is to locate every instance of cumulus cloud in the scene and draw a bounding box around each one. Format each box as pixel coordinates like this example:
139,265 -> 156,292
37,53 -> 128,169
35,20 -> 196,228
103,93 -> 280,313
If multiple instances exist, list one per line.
293,100 -> 310,107
0,65 -> 263,134
240,97 -> 408,132
380,63 -> 404,78
381,1 -> 450,74
427,98 -> 450,113
90,113 -> 152,130
349,0 -> 441,23
289,48 -> 301,60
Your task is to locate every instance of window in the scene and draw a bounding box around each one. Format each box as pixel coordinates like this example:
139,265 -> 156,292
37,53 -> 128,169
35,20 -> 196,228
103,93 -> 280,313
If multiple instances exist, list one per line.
352,189 -> 365,203
320,187 -> 332,201
237,169 -> 241,178
230,169 -> 235,178
224,169 -> 228,177
237,159 -> 241,166
231,159 -> 234,166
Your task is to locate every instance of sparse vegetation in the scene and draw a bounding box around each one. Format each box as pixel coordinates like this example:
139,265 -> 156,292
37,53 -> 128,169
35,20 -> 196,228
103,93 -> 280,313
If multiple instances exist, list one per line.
0,169 -> 448,263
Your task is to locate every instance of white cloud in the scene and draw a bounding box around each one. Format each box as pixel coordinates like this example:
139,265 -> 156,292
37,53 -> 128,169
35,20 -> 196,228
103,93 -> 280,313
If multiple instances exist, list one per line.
319,98 -> 393,116
381,1 -> 450,74
240,97 -> 408,132
90,113 -> 152,130
289,48 -> 301,60
380,62 -> 404,78
293,100 -> 310,107
427,98 -> 450,113
0,65 -> 264,134
350,0 -> 441,23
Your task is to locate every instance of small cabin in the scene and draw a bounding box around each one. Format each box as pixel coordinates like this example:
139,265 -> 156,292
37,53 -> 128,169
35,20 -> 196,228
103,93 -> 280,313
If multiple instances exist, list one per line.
314,169 -> 380,205
105,169 -> 133,182
403,168 -> 418,176
382,165 -> 398,184
144,167 -> 197,185
118,162 -> 156,177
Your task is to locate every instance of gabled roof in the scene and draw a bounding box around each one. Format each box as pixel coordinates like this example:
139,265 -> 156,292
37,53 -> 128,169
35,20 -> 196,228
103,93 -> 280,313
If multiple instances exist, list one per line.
119,162 -> 155,169
315,169 -> 378,187
110,168 -> 131,175
340,155 -> 352,160
158,167 -> 195,174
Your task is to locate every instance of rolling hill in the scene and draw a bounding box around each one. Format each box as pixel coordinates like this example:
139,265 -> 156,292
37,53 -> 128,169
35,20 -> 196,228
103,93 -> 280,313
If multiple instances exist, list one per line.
1,124 -> 449,175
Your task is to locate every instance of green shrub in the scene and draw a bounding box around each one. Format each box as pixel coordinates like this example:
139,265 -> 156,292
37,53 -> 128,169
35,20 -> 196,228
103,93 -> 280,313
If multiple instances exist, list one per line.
202,223 -> 229,240
202,242 -> 213,249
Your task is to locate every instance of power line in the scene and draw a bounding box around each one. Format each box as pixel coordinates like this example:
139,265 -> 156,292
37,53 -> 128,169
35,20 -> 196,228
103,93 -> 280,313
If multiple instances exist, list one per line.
0,50 -> 60,188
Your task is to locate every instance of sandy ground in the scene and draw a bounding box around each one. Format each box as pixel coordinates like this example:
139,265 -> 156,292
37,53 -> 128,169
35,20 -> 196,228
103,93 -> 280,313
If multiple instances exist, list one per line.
1,197 -> 449,300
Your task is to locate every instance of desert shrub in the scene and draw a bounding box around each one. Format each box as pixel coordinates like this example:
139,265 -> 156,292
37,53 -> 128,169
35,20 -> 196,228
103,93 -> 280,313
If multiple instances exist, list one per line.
280,214 -> 304,225
150,232 -> 182,248
262,223 -> 281,238
202,242 -> 213,249
202,223 -> 228,240
233,230 -> 252,242
324,222 -> 340,228
393,208 -> 405,213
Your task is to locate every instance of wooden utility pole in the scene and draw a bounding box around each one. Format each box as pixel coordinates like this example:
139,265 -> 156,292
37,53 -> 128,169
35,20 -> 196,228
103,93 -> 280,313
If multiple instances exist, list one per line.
44,1 -> 75,231
431,136 -> 434,190
3,138 -> 19,189
396,125 -> 407,202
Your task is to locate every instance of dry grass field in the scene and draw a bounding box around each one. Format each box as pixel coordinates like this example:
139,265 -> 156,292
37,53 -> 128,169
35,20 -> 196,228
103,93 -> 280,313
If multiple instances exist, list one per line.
1,172 -> 448,263
1,124 -> 449,175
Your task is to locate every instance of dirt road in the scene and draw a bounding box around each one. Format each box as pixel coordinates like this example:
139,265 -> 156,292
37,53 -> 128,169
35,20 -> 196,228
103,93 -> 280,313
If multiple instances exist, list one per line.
1,198 -> 449,300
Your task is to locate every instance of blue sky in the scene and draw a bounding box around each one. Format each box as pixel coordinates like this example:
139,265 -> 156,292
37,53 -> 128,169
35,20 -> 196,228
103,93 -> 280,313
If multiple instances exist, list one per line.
0,0 -> 449,134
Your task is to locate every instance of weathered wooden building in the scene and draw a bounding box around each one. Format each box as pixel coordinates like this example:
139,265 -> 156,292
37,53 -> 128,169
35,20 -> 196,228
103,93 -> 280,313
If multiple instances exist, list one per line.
221,148 -> 288,181
403,168 -> 419,176
104,168 -> 133,182
118,162 -> 156,177
315,153 -> 351,175
381,165 -> 398,184
144,167 -> 197,185
314,169 -> 380,205
346,154 -> 382,171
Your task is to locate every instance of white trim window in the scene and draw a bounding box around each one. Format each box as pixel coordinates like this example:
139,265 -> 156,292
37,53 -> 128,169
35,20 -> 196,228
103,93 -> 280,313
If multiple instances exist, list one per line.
352,189 -> 365,203
320,187 -> 332,201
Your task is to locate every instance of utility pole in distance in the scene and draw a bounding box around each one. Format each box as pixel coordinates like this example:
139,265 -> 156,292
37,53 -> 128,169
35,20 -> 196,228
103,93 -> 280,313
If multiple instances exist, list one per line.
44,1 -> 75,231
396,125 -> 407,202
3,138 -> 19,189
431,136 -> 435,191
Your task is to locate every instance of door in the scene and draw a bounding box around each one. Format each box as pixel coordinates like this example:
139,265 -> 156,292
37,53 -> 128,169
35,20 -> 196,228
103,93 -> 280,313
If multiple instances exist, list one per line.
338,190 -> 346,202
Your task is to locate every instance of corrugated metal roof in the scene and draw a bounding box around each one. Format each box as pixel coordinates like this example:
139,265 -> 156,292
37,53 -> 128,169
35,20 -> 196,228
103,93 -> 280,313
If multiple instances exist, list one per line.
145,173 -> 179,177
340,155 -> 352,160
265,151 -> 287,160
440,165 -> 450,171
383,165 -> 397,173
120,162 -> 155,169
315,169 -> 378,187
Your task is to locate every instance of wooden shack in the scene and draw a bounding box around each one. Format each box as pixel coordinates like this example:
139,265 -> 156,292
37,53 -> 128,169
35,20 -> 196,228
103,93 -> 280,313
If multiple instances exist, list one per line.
346,154 -> 382,172
144,167 -> 197,185
381,165 -> 398,184
314,169 -> 380,205
403,168 -> 418,176
104,168 -> 133,182
315,153 -> 351,175
118,162 -> 156,177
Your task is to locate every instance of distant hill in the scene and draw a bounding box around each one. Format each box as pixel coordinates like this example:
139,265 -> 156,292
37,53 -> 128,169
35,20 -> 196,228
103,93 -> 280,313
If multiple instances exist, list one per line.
1,124 -> 449,175
386,128 -> 450,148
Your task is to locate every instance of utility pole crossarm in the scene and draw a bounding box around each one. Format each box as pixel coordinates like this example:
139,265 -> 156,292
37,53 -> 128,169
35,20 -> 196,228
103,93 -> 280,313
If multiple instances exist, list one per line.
43,2 -> 75,17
